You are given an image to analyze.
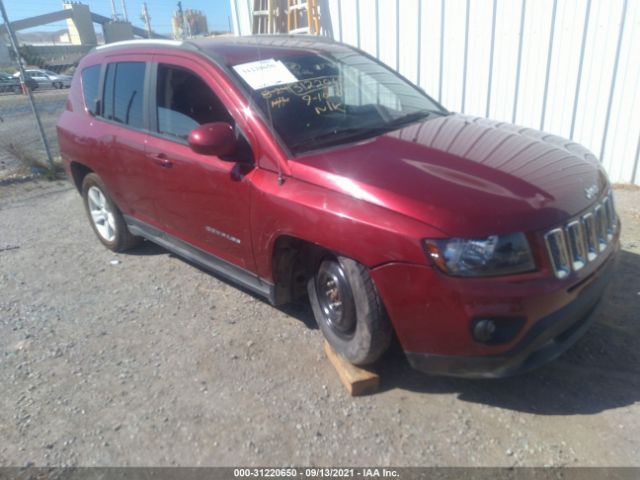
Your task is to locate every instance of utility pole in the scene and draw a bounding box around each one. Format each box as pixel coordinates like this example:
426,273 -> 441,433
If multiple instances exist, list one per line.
121,0 -> 129,21
0,0 -> 55,178
141,2 -> 152,38
177,1 -> 187,39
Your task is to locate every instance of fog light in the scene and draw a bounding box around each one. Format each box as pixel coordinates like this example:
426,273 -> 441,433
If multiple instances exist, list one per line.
472,319 -> 497,343
470,317 -> 526,345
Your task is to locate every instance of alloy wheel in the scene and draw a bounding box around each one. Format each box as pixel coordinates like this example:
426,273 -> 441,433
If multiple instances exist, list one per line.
87,186 -> 116,242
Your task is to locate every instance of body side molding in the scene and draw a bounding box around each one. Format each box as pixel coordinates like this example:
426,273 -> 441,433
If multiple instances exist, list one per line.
125,215 -> 276,304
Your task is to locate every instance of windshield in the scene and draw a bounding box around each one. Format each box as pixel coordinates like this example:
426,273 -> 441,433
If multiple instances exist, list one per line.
226,47 -> 446,155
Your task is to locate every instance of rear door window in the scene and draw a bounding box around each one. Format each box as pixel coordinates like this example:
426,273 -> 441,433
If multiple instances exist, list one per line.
102,61 -> 146,128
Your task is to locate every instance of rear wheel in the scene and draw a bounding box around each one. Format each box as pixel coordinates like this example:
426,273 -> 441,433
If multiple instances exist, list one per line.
81,173 -> 142,252
308,256 -> 392,365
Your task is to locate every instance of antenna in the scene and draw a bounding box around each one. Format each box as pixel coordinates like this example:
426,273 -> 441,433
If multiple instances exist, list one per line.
177,1 -> 187,39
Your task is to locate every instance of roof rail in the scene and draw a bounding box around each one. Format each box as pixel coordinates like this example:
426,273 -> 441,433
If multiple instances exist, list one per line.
95,39 -> 184,51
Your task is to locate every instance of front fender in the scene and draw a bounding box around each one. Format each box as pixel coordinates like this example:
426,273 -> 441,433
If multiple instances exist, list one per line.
250,169 -> 440,281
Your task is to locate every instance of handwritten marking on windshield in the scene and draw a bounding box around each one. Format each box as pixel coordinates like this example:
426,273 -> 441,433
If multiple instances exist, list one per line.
302,92 -> 328,105
314,100 -> 345,115
290,77 -> 340,96
258,75 -> 344,116
260,85 -> 290,99
259,75 -> 340,99
271,96 -> 290,109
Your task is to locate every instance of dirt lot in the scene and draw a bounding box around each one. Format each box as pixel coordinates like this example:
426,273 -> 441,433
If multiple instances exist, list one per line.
1,87 -> 640,468
0,176 -> 639,467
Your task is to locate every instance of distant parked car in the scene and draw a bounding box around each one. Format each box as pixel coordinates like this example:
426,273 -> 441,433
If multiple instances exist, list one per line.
0,72 -> 21,93
13,69 -> 72,89
0,71 -> 38,93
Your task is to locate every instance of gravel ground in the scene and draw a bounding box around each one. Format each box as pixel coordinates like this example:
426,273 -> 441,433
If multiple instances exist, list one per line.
0,179 -> 639,467
1,87 -> 640,468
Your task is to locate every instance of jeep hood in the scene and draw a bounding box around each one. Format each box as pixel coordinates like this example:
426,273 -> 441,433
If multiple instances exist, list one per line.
289,114 -> 609,237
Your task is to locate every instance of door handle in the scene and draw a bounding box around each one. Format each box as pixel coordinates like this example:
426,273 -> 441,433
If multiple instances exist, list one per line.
149,153 -> 173,168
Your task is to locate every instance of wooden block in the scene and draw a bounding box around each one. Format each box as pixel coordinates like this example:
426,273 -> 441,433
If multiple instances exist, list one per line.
323,341 -> 380,396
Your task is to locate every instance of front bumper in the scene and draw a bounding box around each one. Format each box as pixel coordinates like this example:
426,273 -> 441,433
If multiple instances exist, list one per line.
371,239 -> 618,378
405,255 -> 613,378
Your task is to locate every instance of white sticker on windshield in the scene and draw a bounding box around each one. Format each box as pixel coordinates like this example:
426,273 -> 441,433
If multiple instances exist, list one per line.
232,58 -> 298,90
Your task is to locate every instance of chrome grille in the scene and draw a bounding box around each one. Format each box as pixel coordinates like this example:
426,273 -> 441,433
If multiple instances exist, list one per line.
594,205 -> 607,252
582,212 -> 598,261
603,193 -> 617,240
566,220 -> 587,271
544,191 -> 617,279
544,228 -> 571,279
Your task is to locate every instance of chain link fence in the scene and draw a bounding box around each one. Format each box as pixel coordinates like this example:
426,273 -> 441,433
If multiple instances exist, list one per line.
0,85 -> 68,182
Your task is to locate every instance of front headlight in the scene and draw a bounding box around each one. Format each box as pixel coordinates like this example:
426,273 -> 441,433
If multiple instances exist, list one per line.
424,233 -> 535,277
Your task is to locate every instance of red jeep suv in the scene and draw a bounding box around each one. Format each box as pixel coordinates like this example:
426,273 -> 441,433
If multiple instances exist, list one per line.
57,36 -> 620,378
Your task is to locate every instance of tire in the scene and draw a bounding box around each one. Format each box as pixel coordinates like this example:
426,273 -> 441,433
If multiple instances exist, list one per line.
13,85 -> 21,94
53,82 -> 62,89
308,255 -> 392,365
81,173 -> 142,252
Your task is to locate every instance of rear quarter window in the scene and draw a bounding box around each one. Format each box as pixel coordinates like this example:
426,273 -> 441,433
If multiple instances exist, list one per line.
81,65 -> 101,115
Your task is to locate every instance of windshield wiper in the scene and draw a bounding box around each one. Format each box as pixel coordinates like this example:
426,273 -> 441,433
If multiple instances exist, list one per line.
384,110 -> 444,129
289,110 -> 445,153
290,126 -> 390,152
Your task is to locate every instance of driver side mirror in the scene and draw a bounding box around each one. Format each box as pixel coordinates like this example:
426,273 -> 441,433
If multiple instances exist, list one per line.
188,122 -> 236,157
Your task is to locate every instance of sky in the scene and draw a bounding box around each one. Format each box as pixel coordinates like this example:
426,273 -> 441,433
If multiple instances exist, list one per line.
3,0 -> 233,35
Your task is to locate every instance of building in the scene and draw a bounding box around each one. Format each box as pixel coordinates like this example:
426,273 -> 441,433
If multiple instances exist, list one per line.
172,8 -> 208,39
63,1 -> 97,45
103,20 -> 134,43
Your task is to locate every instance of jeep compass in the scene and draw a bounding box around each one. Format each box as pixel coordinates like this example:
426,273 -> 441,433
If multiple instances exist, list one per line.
57,36 -> 620,377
